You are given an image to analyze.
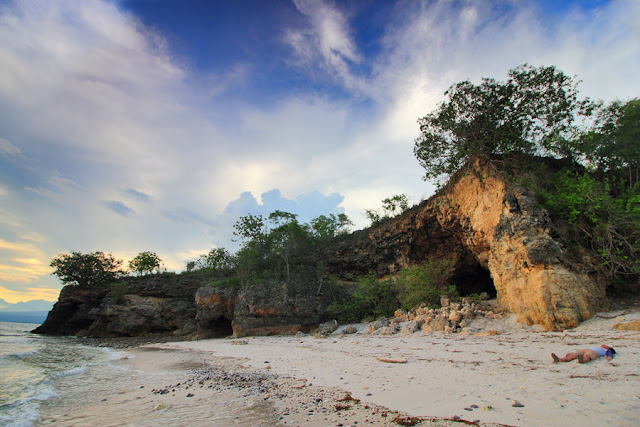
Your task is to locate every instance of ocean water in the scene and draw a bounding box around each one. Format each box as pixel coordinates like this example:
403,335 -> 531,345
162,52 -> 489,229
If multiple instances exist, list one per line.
0,321 -> 126,426
0,321 -> 280,426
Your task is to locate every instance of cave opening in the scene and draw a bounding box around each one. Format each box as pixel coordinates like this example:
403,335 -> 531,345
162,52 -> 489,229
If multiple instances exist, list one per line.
202,316 -> 233,338
452,263 -> 496,299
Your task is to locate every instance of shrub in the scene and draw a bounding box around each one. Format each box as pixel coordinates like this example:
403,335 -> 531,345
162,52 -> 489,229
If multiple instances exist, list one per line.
327,275 -> 399,323
395,257 -> 456,310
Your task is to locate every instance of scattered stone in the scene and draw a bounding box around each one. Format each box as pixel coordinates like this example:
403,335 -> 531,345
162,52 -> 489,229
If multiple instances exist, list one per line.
613,319 -> 640,331
512,400 -> 525,407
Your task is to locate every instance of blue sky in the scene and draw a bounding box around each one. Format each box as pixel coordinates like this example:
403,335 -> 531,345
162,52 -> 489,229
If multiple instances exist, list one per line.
0,0 -> 638,304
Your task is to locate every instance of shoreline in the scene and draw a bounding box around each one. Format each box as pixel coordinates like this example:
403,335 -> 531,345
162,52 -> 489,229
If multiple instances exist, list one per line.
38,308 -> 640,426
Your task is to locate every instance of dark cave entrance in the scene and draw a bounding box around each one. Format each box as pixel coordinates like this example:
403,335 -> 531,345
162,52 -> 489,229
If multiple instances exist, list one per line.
451,262 -> 496,299
202,316 -> 233,338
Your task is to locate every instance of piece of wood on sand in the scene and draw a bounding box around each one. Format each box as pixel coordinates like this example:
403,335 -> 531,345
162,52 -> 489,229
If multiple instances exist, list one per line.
376,356 -> 408,363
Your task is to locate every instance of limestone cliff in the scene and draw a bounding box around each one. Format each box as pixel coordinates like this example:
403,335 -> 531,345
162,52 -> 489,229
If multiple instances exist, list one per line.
320,157 -> 605,330
35,156 -> 606,337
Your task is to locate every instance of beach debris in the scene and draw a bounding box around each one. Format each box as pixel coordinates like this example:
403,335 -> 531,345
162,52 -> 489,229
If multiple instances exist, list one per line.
375,356 -> 408,364
231,340 -> 248,345
511,400 -> 525,407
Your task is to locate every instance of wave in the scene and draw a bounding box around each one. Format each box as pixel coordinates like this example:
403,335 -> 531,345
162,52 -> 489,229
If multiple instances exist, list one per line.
7,350 -> 39,359
52,365 -> 88,378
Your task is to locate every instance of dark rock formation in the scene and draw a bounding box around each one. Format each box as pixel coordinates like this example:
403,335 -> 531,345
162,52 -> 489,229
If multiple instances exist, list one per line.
195,282 -> 333,338
33,273 -> 203,337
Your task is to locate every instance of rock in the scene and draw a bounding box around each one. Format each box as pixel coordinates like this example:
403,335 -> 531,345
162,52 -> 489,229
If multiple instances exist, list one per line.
394,309 -> 408,322
372,326 -> 397,335
400,320 -> 421,334
613,319 -> 640,331
475,330 -> 501,336
368,318 -> 390,333
422,315 -> 448,332
449,310 -> 463,323
440,295 -> 451,308
318,319 -> 338,334
317,156 -> 606,331
343,325 -> 358,334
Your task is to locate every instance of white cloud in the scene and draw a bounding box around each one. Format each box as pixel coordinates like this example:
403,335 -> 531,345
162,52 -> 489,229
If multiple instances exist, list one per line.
0,137 -> 21,157
1,0 -> 639,302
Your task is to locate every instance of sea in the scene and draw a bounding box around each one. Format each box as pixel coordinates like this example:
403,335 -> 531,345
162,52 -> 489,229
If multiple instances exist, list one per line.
0,321 -> 280,426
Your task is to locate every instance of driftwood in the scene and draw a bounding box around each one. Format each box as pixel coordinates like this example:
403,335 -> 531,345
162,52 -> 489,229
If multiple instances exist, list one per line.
595,310 -> 631,319
376,356 -> 408,363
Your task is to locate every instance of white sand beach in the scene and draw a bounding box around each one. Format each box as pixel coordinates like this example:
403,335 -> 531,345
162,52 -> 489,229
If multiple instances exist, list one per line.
47,307 -> 640,426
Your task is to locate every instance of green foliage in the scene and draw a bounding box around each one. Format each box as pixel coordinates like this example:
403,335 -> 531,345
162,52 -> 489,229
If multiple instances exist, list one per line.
310,213 -> 353,239
366,194 -> 410,226
207,276 -> 240,289
327,275 -> 399,323
539,169 -> 640,287
195,247 -> 233,271
578,98 -> 640,187
109,281 -> 128,304
414,64 -> 593,183
395,258 -> 457,310
128,251 -> 162,275
232,214 -> 266,243
50,251 -> 124,288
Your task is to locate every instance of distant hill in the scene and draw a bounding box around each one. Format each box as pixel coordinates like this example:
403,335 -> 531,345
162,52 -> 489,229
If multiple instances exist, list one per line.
0,299 -> 53,324
0,311 -> 49,324
0,298 -> 54,312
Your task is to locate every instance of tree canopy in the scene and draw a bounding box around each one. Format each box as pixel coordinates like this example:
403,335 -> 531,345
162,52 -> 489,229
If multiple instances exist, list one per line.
50,251 -> 123,287
128,251 -> 162,275
414,64 -> 593,182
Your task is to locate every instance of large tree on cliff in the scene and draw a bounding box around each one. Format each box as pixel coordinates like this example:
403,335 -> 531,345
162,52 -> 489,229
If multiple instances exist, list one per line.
50,251 -> 124,288
413,64 -> 593,183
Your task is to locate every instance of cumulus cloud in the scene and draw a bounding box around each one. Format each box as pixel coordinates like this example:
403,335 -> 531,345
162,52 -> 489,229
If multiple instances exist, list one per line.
0,0 -> 639,302
208,188 -> 347,251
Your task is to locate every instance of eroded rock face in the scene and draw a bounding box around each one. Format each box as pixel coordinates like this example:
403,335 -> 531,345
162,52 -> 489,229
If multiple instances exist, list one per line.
33,274 -> 202,337
321,157 -> 605,330
195,282 -> 333,338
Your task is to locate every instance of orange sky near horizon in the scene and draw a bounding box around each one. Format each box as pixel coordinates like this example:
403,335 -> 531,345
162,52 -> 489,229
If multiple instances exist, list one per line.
0,285 -> 60,303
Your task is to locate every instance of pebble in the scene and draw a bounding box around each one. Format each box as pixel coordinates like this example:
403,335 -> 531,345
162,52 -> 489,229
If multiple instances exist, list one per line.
512,400 -> 525,407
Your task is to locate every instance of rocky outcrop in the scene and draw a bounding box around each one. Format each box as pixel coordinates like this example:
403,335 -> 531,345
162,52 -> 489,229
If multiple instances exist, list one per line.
321,157 -> 605,330
195,282 -> 333,338
33,273 -> 203,337
35,156 -> 606,336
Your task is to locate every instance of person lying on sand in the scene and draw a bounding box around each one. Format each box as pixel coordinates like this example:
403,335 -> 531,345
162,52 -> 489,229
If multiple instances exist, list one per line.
551,344 -> 615,364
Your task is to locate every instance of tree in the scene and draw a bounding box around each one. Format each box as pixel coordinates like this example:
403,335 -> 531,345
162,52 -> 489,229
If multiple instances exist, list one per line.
50,251 -> 124,287
310,213 -> 353,239
195,247 -> 233,271
128,251 -> 162,275
232,214 -> 266,243
579,98 -> 640,187
365,194 -> 410,225
414,64 -> 594,183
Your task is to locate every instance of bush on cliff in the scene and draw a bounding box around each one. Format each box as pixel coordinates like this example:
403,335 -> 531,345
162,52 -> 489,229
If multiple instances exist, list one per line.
50,251 -> 124,288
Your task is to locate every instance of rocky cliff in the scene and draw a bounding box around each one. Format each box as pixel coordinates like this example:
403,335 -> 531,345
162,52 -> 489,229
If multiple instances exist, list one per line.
35,156 -> 607,337
320,156 -> 605,330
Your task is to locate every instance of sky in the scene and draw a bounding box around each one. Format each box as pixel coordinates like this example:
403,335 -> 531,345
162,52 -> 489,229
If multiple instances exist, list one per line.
0,0 -> 638,305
